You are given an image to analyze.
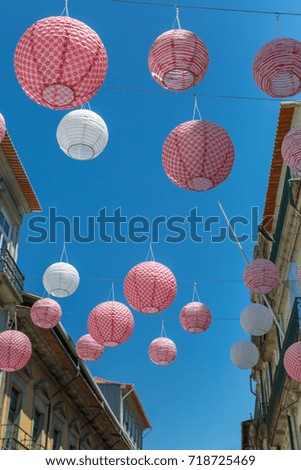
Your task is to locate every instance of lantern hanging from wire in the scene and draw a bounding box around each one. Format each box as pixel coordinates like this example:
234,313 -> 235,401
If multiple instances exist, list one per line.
162,119 -> 234,192
230,340 -> 260,369
0,114 -> 6,143
43,262 -> 80,298
14,16 -> 108,109
243,259 -> 279,295
180,283 -> 212,333
240,303 -> 273,336
30,298 -> 62,329
149,321 -> 177,366
76,334 -> 104,361
0,330 -> 32,372
252,38 -> 301,98
56,109 -> 109,160
282,126 -> 301,172
284,341 -> 301,382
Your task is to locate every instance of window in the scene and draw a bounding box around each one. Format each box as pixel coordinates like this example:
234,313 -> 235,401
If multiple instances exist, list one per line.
0,209 -> 11,251
8,387 -> 21,425
52,428 -> 62,450
32,409 -> 45,447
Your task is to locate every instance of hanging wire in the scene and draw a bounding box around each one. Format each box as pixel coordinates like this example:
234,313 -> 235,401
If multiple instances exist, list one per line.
192,95 -> 202,120
146,241 -> 155,261
106,280 -> 116,301
172,6 -> 181,29
59,242 -> 69,263
160,319 -> 167,337
192,281 -> 200,302
61,0 -> 70,16
275,13 -> 280,38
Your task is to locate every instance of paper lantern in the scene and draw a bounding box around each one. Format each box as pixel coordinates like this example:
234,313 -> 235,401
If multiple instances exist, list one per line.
243,259 -> 279,295
43,262 -> 80,298
230,340 -> 259,369
56,109 -> 109,160
284,341 -> 301,382
76,334 -> 104,361
282,126 -> 301,172
253,38 -> 301,98
162,120 -> 234,191
148,29 -> 209,91
14,16 -> 108,109
0,114 -> 6,143
148,337 -> 177,366
0,330 -> 32,372
180,302 -> 212,333
240,303 -> 273,336
88,301 -> 134,347
30,298 -> 62,329
124,261 -> 177,313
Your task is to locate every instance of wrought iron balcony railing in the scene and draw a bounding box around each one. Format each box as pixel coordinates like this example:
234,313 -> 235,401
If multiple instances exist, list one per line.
0,248 -> 24,297
0,424 -> 45,450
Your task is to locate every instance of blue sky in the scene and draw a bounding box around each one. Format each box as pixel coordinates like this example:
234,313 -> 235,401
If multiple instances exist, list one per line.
1,0 -> 300,450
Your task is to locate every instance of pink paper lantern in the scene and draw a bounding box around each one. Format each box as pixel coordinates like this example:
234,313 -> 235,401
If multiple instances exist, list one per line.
14,16 -> 108,110
0,330 -> 32,372
243,259 -> 280,295
0,114 -> 6,143
76,334 -> 104,361
253,38 -> 301,98
180,302 -> 212,333
30,298 -> 62,329
284,341 -> 301,382
148,29 -> 209,91
282,126 -> 301,172
124,261 -> 177,314
88,301 -> 134,347
162,120 -> 234,191
148,337 -> 177,366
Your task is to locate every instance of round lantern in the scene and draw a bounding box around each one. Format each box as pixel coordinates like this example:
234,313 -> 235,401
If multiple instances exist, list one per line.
282,126 -> 301,172
0,114 -> 6,143
162,120 -> 234,191
243,259 -> 279,295
30,298 -> 62,329
14,16 -> 108,110
284,341 -> 301,382
0,330 -> 32,372
124,261 -> 177,314
88,301 -> 134,347
180,302 -> 212,333
230,340 -> 259,369
76,334 -> 104,361
240,303 -> 273,336
148,29 -> 209,91
253,38 -> 301,98
148,337 -> 177,366
43,262 -> 80,298
56,109 -> 109,160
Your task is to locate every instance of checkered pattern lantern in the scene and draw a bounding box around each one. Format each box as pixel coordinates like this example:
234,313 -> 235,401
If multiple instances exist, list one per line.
76,334 -> 104,361
162,120 -> 234,191
230,340 -> 259,369
0,114 -> 6,143
240,303 -> 273,336
180,302 -> 212,333
282,126 -> 301,172
88,301 -> 134,347
14,16 -> 108,110
43,262 -> 80,298
124,261 -> 177,314
148,337 -> 177,366
243,259 -> 279,295
57,109 -> 109,160
0,330 -> 32,372
148,29 -> 209,91
30,298 -> 62,329
253,38 -> 301,98
284,341 -> 301,382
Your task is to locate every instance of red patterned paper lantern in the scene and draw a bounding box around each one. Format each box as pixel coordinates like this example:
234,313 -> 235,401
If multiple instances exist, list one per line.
253,38 -> 301,98
124,261 -> 177,313
0,114 -> 6,143
148,337 -> 177,366
88,301 -> 134,347
30,298 -> 62,329
162,120 -> 234,191
180,302 -> 212,333
0,330 -> 32,372
282,126 -> 301,172
243,259 -> 280,295
284,341 -> 301,382
148,29 -> 209,91
76,334 -> 104,361
14,16 -> 108,110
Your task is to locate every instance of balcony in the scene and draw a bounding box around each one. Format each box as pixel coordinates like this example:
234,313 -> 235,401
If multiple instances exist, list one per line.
0,248 -> 24,303
0,424 -> 45,450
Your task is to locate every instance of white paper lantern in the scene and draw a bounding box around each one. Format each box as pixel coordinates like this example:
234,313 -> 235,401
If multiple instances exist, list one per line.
43,262 -> 79,298
240,303 -> 273,336
57,109 -> 108,160
230,340 -> 260,369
